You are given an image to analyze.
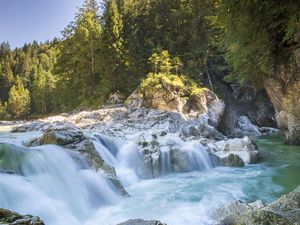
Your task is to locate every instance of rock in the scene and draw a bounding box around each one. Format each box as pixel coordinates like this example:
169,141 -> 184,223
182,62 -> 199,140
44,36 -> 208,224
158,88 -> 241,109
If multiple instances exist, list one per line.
11,120 -> 76,133
40,129 -> 84,145
0,208 -> 44,225
219,210 -> 294,225
259,127 -> 280,136
212,200 -> 266,222
209,136 -> 259,166
189,90 -> 225,126
216,185 -> 300,225
264,185 -> 300,223
116,219 -> 166,225
219,154 -> 244,167
296,48 -> 300,67
137,137 -> 162,178
106,91 -> 125,106
218,83 -> 277,138
218,105 -> 239,138
38,130 -> 128,196
124,74 -> 225,127
125,89 -> 144,109
264,73 -> 300,145
11,125 -> 28,133
233,116 -> 261,138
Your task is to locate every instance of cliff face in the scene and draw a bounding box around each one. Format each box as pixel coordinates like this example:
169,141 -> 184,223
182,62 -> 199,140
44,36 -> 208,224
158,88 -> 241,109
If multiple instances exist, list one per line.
264,65 -> 300,145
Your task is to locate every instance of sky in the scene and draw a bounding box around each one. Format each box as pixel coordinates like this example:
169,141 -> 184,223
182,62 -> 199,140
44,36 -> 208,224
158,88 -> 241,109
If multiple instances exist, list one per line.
0,0 -> 84,48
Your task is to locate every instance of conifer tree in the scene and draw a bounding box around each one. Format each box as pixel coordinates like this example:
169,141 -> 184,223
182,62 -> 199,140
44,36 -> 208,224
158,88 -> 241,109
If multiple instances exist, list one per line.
102,0 -> 129,93
7,76 -> 31,118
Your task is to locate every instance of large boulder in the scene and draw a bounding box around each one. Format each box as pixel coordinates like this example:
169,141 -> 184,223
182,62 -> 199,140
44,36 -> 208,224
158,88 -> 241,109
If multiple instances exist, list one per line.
216,185 -> 300,225
207,136 -> 259,166
137,137 -> 162,178
0,208 -> 44,225
125,73 -> 225,126
212,200 -> 266,222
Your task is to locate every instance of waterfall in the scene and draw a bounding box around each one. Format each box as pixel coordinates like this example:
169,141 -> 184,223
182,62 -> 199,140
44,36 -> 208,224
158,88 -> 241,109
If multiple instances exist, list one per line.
183,142 -> 213,171
160,146 -> 172,175
0,131 -> 217,225
0,142 -> 120,225
92,133 -> 215,180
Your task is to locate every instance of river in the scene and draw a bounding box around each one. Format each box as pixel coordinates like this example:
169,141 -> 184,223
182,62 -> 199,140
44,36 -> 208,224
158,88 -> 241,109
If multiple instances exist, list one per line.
0,126 -> 299,225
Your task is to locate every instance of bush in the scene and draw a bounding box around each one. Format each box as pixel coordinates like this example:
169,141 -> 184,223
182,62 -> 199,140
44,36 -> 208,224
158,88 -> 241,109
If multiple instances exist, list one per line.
140,73 -> 207,97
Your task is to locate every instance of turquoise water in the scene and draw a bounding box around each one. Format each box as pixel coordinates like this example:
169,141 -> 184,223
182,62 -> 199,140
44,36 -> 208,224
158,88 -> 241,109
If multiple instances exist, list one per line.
255,134 -> 300,195
0,128 -> 299,225
86,135 -> 300,225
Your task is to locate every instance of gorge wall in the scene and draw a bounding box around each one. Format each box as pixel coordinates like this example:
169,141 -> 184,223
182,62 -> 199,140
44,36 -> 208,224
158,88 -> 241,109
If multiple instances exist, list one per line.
264,64 -> 300,145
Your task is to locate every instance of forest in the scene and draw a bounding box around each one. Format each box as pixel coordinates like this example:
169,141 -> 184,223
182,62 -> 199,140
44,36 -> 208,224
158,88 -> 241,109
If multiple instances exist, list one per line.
0,0 -> 299,119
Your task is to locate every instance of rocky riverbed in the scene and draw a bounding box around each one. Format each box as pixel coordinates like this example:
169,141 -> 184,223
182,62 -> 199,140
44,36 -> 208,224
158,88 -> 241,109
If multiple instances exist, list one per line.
1,84 -> 298,225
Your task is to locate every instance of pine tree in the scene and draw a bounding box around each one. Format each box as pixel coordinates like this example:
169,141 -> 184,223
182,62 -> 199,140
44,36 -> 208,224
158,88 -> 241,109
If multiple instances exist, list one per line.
102,0 -> 129,93
7,76 -> 31,118
32,64 -> 47,113
56,0 -> 103,107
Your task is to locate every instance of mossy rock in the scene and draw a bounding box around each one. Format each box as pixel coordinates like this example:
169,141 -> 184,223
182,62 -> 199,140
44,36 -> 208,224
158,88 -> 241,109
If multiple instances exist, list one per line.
0,208 -> 45,225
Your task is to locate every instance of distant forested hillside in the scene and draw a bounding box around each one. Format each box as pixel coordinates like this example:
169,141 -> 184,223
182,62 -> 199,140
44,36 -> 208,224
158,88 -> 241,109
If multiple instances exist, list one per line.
1,0 -> 299,119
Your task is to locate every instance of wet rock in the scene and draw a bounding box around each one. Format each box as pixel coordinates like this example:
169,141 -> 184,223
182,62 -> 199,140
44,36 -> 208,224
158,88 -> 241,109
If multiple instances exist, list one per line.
233,116 -> 261,138
0,208 -> 44,225
219,154 -> 244,167
209,136 -> 259,166
40,129 -> 84,145
38,130 -> 128,196
117,219 -> 167,225
259,127 -> 280,136
137,137 -> 161,178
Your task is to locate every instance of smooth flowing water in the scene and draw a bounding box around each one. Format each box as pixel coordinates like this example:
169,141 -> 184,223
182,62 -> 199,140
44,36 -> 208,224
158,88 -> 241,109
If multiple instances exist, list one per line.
0,127 -> 299,225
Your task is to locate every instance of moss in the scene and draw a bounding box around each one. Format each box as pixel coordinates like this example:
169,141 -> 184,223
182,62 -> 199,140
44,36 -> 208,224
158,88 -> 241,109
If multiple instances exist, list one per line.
237,210 -> 294,225
140,73 -> 207,97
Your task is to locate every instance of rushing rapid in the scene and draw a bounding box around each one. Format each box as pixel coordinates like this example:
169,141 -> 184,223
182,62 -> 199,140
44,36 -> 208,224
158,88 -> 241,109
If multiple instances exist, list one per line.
0,130 -> 299,225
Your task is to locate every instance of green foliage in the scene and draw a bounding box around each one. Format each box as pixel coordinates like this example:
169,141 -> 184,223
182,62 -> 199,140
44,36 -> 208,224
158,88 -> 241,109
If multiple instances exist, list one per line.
55,0 -> 103,109
6,0 -> 299,118
0,102 -> 10,120
7,77 -> 31,119
149,50 -> 173,74
216,0 -> 300,85
101,0 -> 132,95
140,72 -> 207,97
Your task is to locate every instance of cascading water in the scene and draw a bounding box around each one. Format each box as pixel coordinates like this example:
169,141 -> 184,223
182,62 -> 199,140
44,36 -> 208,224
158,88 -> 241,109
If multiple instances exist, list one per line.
160,146 -> 172,175
0,129 -> 218,225
0,142 -> 120,225
1,129 -> 296,225
93,132 -> 216,182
